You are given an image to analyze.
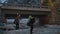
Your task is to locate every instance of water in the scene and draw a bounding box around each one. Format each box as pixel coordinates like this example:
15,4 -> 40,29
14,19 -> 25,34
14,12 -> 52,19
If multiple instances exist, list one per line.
5,26 -> 60,34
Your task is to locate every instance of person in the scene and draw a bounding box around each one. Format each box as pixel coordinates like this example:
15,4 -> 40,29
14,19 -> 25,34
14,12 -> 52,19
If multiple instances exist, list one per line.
14,13 -> 20,30
14,17 -> 19,30
27,16 -> 35,34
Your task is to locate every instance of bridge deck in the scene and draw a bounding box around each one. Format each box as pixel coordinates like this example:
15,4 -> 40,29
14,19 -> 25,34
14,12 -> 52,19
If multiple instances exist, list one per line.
1,6 -> 51,11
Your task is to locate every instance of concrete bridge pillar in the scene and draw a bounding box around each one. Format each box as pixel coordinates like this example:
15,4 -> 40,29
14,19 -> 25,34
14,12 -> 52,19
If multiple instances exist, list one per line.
0,8 -> 5,23
0,7 -> 2,23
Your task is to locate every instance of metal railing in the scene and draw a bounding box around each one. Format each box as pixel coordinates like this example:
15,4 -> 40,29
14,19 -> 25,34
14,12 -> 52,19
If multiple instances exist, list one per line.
0,0 -> 50,9
0,0 -> 51,9
3,3 -> 41,8
2,3 -> 50,9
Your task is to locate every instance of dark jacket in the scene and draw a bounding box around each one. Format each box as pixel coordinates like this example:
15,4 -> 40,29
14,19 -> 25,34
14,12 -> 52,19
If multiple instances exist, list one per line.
14,19 -> 19,25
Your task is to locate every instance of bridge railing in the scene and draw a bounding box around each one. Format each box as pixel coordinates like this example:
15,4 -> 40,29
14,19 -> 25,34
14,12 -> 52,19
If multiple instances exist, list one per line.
0,0 -> 50,9
2,3 -> 49,9
1,0 -> 60,10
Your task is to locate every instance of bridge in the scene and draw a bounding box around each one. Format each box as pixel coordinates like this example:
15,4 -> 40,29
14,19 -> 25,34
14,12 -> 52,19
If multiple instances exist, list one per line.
1,6 -> 50,14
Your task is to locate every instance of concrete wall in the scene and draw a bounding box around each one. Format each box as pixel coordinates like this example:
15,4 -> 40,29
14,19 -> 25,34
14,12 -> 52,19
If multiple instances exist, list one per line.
53,12 -> 60,25
45,11 -> 60,25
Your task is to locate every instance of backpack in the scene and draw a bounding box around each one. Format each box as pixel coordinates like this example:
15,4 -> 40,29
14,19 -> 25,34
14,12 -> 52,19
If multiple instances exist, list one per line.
27,17 -> 35,26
